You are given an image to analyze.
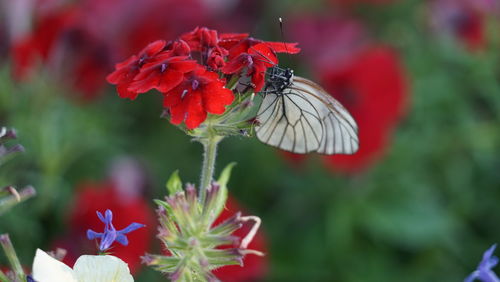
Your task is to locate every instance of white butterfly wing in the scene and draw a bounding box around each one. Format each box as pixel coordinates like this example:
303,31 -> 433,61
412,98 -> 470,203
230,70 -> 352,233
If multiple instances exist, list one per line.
292,76 -> 359,155
255,76 -> 359,155
256,88 -> 323,153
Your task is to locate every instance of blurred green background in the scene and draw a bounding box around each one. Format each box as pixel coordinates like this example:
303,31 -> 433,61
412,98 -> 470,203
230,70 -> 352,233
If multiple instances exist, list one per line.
1,0 -> 500,281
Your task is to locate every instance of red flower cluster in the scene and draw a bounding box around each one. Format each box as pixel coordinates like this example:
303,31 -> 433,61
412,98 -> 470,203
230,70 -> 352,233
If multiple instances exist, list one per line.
429,0 -> 494,51
107,27 -> 300,129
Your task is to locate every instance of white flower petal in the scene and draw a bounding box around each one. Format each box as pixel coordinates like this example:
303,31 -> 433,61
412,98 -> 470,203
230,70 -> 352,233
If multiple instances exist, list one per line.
32,249 -> 78,282
73,255 -> 134,282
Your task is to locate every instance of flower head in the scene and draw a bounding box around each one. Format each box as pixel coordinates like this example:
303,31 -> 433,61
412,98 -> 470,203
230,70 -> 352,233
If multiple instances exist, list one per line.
87,209 -> 145,252
107,26 -> 300,130
465,244 -> 500,282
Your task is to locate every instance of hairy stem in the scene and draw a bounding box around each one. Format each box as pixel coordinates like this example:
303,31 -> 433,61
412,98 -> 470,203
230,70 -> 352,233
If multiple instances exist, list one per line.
199,135 -> 222,203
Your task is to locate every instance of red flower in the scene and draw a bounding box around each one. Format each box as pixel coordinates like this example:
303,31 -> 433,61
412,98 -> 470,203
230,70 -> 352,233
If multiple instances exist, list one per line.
106,40 -> 167,99
127,52 -> 198,95
163,66 -> 234,129
181,26 -> 219,51
212,196 -> 268,281
456,12 -> 484,50
429,0 -> 494,51
320,47 -> 408,173
166,39 -> 192,56
222,43 -> 279,92
206,45 -> 229,70
10,7 -> 77,79
289,16 -> 367,71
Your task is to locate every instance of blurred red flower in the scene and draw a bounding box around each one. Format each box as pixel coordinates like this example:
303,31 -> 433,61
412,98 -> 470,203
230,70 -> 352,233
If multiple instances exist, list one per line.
429,0 -> 496,51
6,0 -> 213,101
61,181 -> 155,274
289,16 -> 367,71
11,6 -> 77,80
286,16 -> 408,173
53,158 -> 155,274
211,196 -> 268,281
320,46 -> 407,173
163,66 -> 234,129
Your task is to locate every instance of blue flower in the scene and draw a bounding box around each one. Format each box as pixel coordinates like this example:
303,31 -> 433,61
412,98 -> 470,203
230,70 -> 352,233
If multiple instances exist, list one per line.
87,209 -> 145,252
465,244 -> 500,282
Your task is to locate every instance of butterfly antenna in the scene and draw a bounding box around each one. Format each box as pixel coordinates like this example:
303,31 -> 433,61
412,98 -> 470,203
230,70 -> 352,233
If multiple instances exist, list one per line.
279,17 -> 289,54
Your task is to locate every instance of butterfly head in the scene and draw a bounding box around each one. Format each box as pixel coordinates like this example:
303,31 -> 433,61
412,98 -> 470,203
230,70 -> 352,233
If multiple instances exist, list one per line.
266,66 -> 294,93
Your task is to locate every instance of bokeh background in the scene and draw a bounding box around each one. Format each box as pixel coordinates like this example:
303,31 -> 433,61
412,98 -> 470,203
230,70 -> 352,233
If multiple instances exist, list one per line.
1,0 -> 500,281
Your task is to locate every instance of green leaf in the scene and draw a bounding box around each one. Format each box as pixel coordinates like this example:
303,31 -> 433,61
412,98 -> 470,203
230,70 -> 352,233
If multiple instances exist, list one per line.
212,162 -> 236,219
217,162 -> 236,189
166,170 -> 182,195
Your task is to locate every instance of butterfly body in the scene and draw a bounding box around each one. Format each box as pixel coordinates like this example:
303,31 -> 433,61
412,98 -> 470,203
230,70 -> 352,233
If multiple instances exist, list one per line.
255,66 -> 359,155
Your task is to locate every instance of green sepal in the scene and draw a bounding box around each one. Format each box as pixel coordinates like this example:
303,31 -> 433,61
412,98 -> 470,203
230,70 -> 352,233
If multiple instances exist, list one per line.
166,170 -> 183,195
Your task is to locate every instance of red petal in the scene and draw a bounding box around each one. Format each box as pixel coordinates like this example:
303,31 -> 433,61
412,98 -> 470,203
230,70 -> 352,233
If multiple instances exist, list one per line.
265,42 -> 301,54
106,69 -> 126,84
168,96 -> 189,125
114,55 -> 138,70
249,43 -> 278,66
185,91 -> 207,129
162,85 -> 185,107
219,33 -> 249,40
117,83 -> 139,100
218,33 -> 249,51
169,59 -> 199,73
141,52 -> 176,69
227,38 -> 262,59
221,55 -> 249,74
252,70 -> 266,93
142,40 -> 166,57
203,82 -> 234,114
156,70 -> 185,93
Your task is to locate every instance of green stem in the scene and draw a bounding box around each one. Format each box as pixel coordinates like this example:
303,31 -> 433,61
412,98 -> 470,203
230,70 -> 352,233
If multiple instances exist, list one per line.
0,234 -> 25,282
199,135 -> 221,204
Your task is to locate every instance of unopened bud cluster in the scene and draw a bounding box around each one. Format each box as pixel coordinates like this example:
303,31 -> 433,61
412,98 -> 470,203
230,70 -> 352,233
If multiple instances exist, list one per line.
143,167 -> 262,282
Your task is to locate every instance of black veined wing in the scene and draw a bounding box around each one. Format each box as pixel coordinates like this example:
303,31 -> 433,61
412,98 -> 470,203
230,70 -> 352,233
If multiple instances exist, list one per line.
255,66 -> 359,155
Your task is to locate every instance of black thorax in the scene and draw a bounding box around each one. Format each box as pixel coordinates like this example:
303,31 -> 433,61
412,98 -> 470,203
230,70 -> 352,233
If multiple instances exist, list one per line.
264,66 -> 294,95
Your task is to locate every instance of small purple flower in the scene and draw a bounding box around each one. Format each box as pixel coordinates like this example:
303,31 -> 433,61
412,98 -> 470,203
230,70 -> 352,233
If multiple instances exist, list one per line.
465,244 -> 500,282
87,209 -> 145,252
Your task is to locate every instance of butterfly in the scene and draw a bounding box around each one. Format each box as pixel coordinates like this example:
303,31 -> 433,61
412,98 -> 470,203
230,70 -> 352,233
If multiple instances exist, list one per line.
255,65 -> 359,155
